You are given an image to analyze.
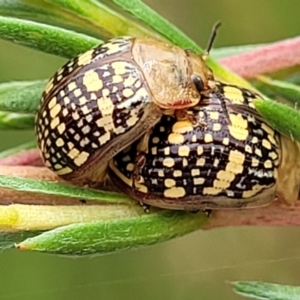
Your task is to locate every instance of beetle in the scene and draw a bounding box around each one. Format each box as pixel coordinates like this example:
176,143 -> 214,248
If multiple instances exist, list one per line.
108,81 -> 286,210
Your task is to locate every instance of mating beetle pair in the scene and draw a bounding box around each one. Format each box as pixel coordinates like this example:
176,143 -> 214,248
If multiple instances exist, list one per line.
35,35 -> 287,211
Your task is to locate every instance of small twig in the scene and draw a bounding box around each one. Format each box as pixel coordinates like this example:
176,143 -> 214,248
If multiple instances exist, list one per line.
0,149 -> 43,166
205,201 -> 300,229
219,36 -> 300,78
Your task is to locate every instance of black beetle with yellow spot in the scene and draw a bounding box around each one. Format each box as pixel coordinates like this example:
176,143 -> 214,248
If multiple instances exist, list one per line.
35,36 -> 215,185
108,82 -> 284,210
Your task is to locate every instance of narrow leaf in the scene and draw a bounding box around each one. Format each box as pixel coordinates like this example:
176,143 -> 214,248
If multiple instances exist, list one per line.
212,44 -> 264,60
0,230 -> 42,250
0,203 -> 144,232
254,98 -> 300,141
0,80 -> 46,113
256,76 -> 300,107
285,71 -> 300,86
0,175 -> 132,204
112,0 -> 201,52
0,16 -> 100,58
0,112 -> 34,129
0,0 -> 64,21
232,281 -> 300,300
17,210 -> 207,255
0,0 -> 106,38
50,0 -> 160,39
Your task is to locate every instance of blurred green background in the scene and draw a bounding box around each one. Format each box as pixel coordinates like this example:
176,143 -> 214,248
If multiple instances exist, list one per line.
0,1 -> 300,299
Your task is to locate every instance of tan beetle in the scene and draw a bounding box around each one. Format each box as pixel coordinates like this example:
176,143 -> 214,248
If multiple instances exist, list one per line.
35,34 -> 217,186
108,81 -> 300,210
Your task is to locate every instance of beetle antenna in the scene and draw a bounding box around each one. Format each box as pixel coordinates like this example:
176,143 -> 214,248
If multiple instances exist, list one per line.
203,21 -> 221,60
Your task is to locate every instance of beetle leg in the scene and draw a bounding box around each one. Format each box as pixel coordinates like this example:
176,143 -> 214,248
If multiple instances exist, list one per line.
139,201 -> 150,213
132,152 -> 146,190
132,129 -> 151,189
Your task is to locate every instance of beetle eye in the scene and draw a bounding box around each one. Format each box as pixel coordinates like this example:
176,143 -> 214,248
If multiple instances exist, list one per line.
192,76 -> 204,92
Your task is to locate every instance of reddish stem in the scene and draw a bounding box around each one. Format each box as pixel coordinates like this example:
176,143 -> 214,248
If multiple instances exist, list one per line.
205,201 -> 300,229
219,36 -> 300,78
0,149 -> 43,166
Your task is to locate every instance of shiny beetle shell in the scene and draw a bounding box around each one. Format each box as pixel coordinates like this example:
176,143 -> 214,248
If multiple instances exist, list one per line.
36,36 -> 214,184
108,82 -> 282,210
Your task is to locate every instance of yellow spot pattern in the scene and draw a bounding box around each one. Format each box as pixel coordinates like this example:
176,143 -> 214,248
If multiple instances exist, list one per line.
172,120 -> 193,133
178,145 -> 190,157
164,187 -> 186,198
228,113 -> 248,141
83,70 -> 103,93
168,133 -> 184,144
224,86 -> 244,103
163,157 -> 175,167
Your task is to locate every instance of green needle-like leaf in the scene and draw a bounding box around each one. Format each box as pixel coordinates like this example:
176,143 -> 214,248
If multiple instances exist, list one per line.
0,203 -> 147,233
112,0 -> 201,52
17,210 -> 207,255
0,230 -> 42,250
0,80 -> 46,113
232,281 -> 300,300
0,175 -> 132,204
0,16 -> 100,58
211,44 -> 264,60
0,0 -> 108,38
0,112 -> 34,129
256,76 -> 300,107
0,0 -> 66,22
254,98 -> 300,142
50,0 -> 160,40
